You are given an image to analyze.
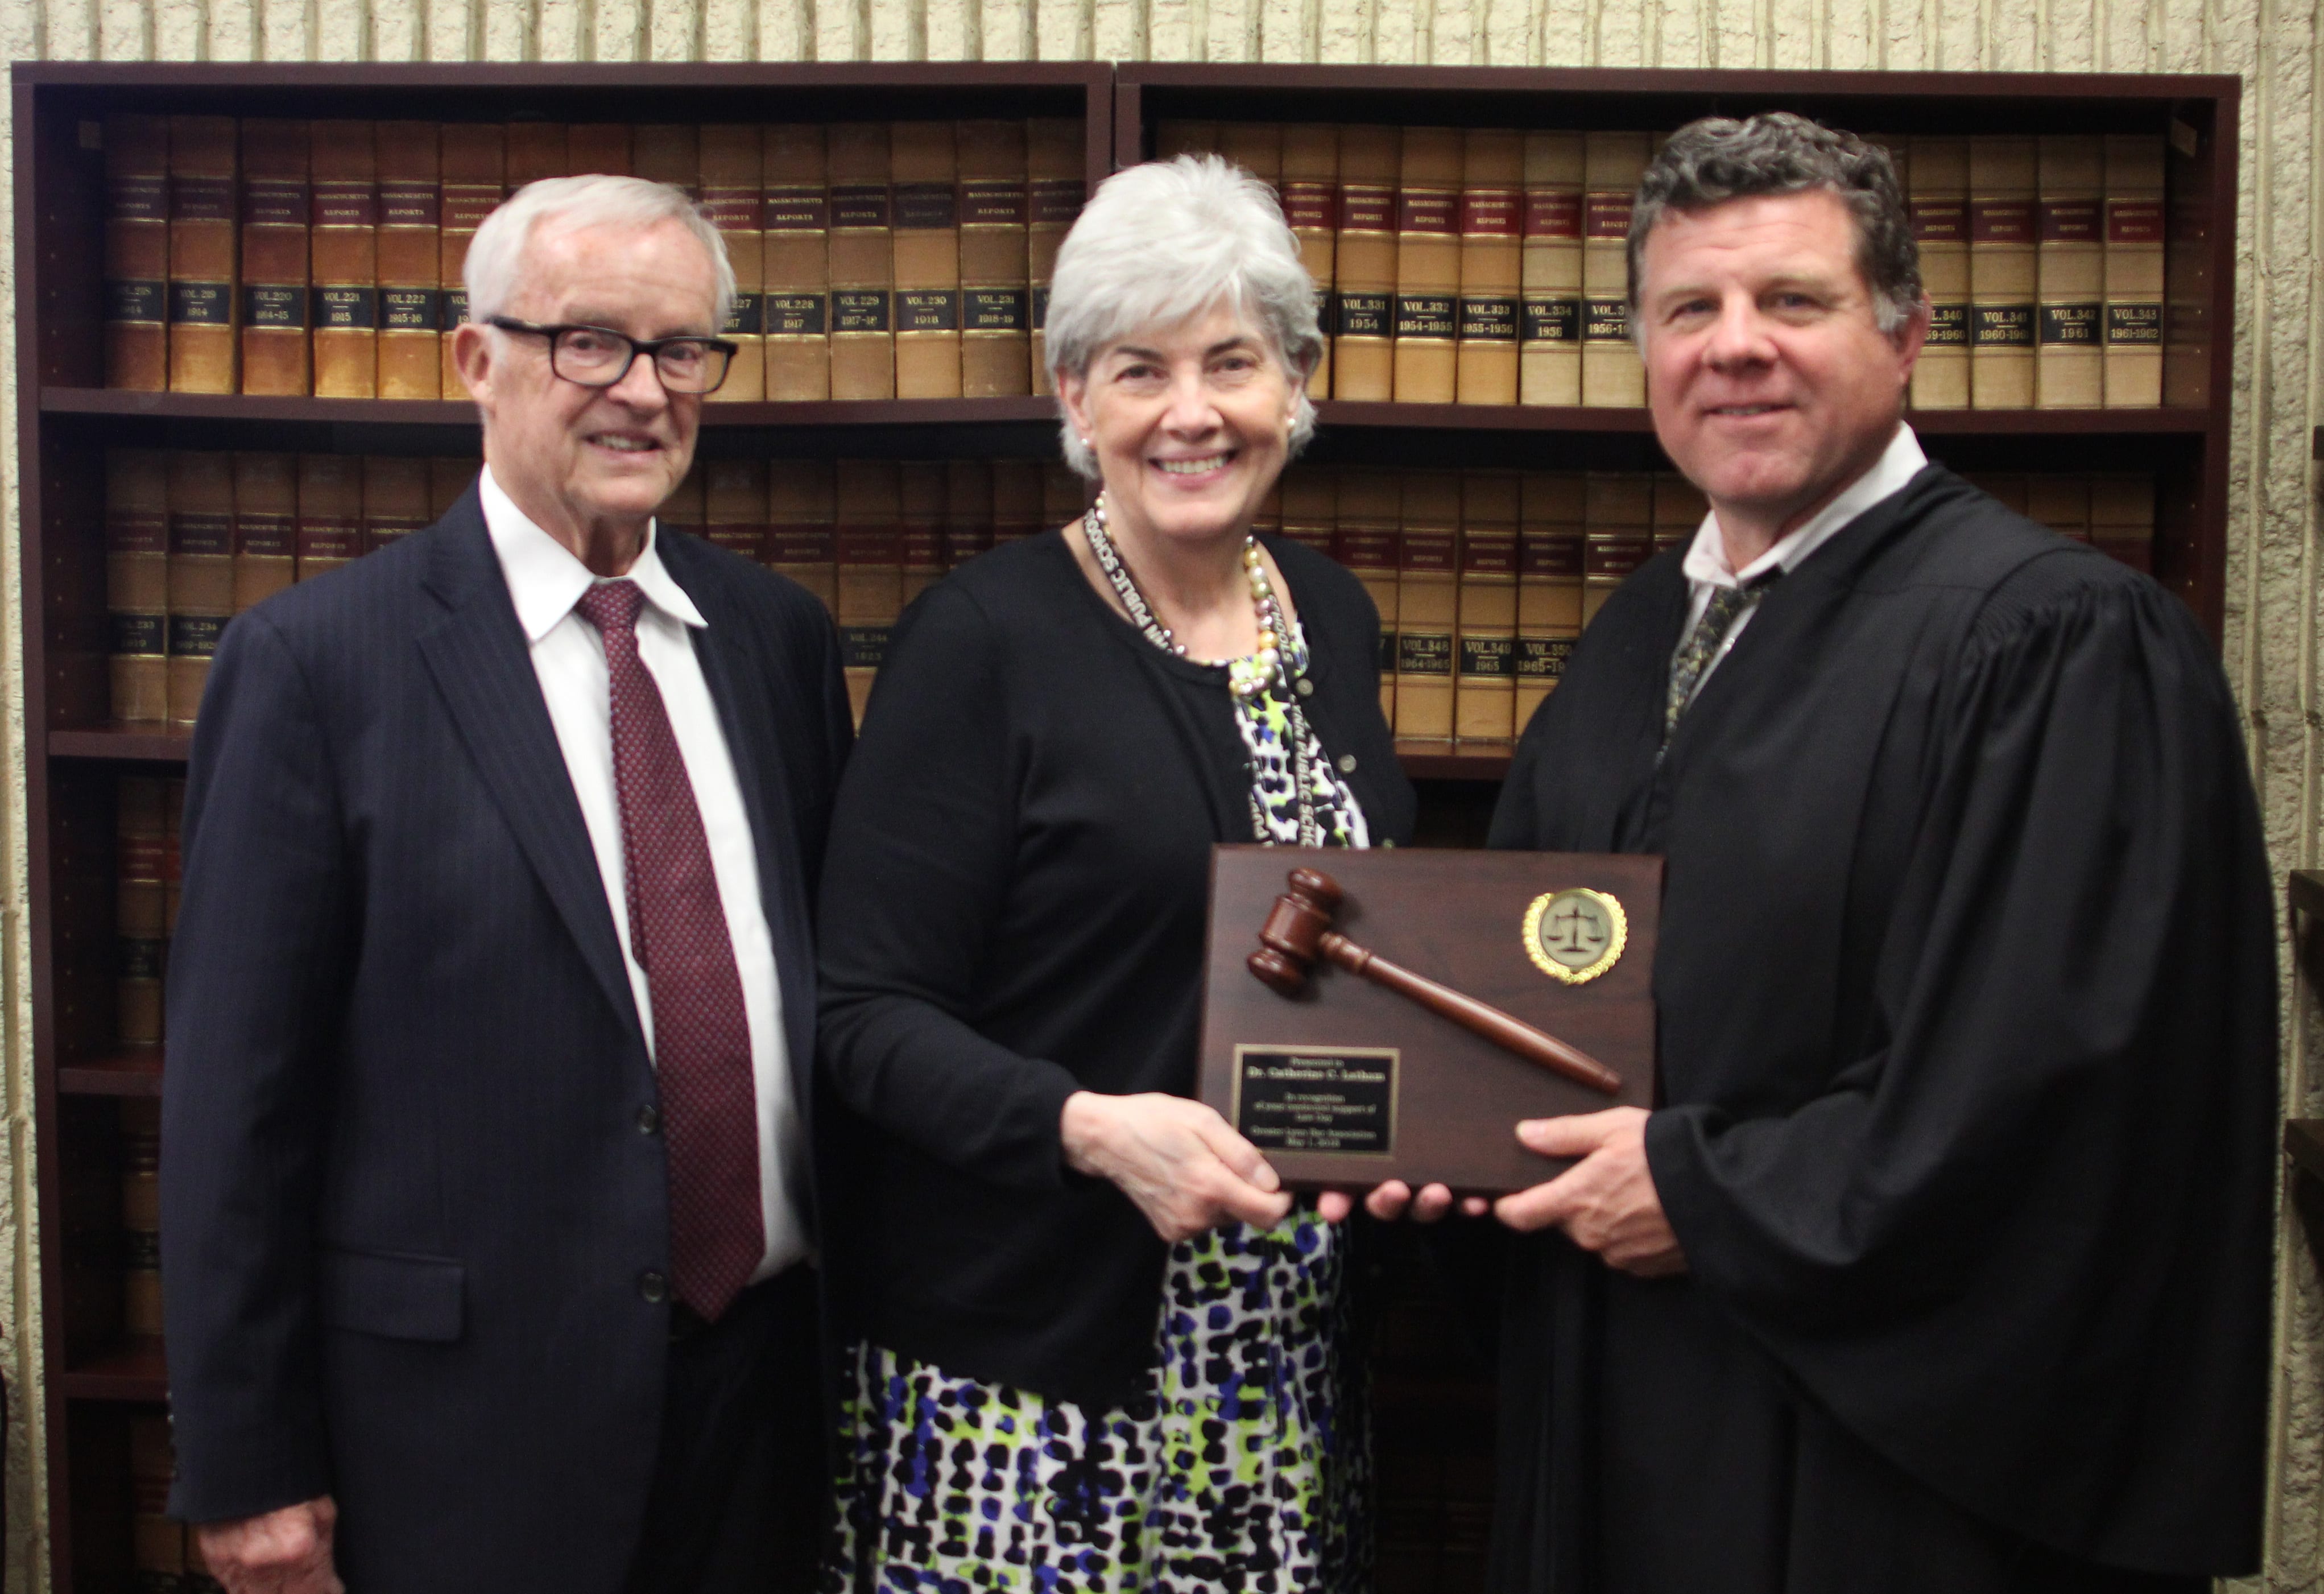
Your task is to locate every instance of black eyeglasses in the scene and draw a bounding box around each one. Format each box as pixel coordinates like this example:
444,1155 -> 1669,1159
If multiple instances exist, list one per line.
486,316 -> 737,394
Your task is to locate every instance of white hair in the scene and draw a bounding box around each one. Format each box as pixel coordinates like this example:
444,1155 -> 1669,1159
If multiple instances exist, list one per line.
1045,155 -> 1321,479
462,174 -> 735,331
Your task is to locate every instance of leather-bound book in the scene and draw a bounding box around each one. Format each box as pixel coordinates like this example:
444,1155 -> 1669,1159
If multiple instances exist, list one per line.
1278,463 -> 1337,561
362,456 -> 431,554
117,779 -> 169,1049
1252,481 -> 1281,542
990,459 -> 1043,545
106,449 -> 171,725
295,453 -> 363,582
763,125 -> 831,402
1961,472 -> 2028,517
569,124 -> 632,176
1907,136 -> 1970,410
429,456 -> 474,521
1969,135 -> 2038,409
104,114 -> 171,391
168,115 -> 239,394
1280,125 -> 1338,398
121,1094 -> 165,1335
167,450 -> 235,726
2025,473 -> 2090,546
1651,471 -> 1706,559
231,452 -> 298,612
1334,467 -> 1401,725
1581,131 -> 1649,408
836,460 -> 905,724
1333,125 -> 1400,403
1519,131 -> 1584,407
2102,135 -> 2165,407
1454,470 -> 1519,744
1392,127 -> 1462,404
1516,470 -> 1583,731
704,459 -> 770,563
1581,472 -> 1651,626
893,122 -> 963,399
944,459 -> 993,571
1219,122 -> 1281,184
2036,135 -> 2104,408
900,461 -> 948,607
2089,473 -> 2156,572
1456,129 -> 1522,406
768,460 -> 838,613
1026,119 -> 1085,395
701,125 -> 766,402
958,120 -> 1032,399
660,463 -> 707,544
1393,470 -> 1460,740
309,120 -> 380,399
632,124 -> 697,197
1154,121 -> 1217,160
131,1413 -> 184,1586
828,124 -> 896,401
1042,463 -> 1089,541
506,121 -> 568,189
376,122 -> 442,400
238,119 -> 311,396
437,123 -> 506,394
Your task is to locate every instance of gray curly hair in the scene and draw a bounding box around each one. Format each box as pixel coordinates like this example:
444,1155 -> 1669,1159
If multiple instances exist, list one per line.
1044,155 -> 1322,480
1628,113 -> 1922,337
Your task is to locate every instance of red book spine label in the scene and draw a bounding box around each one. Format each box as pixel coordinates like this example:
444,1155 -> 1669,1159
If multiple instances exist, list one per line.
1400,528 -> 1458,573
234,512 -> 295,559
894,183 -> 959,230
960,181 -> 1027,226
365,516 -> 428,550
1460,533 -> 1517,575
109,175 -> 168,222
836,526 -> 902,563
2038,199 -> 2102,244
902,526 -> 945,569
831,185 -> 893,229
379,180 -> 440,228
298,518 -> 363,561
1523,189 -> 1582,239
1280,179 -> 1337,230
241,179 -> 310,226
1333,527 -> 1398,571
1338,183 -> 1396,233
700,188 -> 764,230
171,177 -> 235,223
1461,188 -> 1521,238
1029,179 -> 1087,225
107,511 -> 168,556
118,835 -> 167,881
313,183 -> 380,228
1909,198 -> 1966,243
764,188 -> 830,231
1583,193 -> 1633,241
2106,199 -> 2164,245
705,523 -> 767,558
1970,200 -> 2034,245
1585,531 -> 1652,580
771,526 -> 837,563
441,187 -> 505,230
169,511 -> 232,558
1397,189 -> 1459,235
1520,529 -> 1583,579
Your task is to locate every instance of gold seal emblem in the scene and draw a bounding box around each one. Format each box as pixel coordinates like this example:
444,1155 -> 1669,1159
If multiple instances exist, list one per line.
1523,888 -> 1628,985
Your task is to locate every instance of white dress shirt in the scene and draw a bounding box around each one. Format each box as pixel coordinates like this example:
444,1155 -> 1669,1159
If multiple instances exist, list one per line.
481,466 -> 809,1283
1671,423 -> 1928,706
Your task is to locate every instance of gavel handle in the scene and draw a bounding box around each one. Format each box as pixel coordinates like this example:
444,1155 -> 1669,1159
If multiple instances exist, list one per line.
1319,933 -> 1622,1096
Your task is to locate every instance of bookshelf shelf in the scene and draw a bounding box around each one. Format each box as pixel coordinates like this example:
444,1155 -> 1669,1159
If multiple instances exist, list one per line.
59,1337 -> 167,1403
1396,745 -> 1515,781
39,386 -> 1064,430
59,1050 -> 164,1097
48,729 -> 192,762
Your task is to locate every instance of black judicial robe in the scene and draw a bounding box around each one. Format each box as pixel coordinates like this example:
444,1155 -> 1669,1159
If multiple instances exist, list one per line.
1484,464 -> 2276,1593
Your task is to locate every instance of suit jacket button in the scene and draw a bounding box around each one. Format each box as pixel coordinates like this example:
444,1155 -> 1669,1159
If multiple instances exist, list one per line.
1296,678 -> 1315,697
636,1105 -> 661,1135
1336,753 -> 1357,773
639,1271 -> 668,1304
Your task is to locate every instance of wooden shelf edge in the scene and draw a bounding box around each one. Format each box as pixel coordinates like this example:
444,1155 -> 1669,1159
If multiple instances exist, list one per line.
58,1051 -> 163,1096
48,728 -> 192,762
1397,746 -> 1513,782
38,388 -> 1061,428
60,1336 -> 167,1402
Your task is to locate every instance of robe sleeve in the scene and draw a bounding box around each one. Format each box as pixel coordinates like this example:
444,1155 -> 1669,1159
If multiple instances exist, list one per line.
1643,559 -> 2277,1567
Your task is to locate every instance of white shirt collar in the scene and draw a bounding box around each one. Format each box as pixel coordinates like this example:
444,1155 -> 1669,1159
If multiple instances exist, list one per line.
479,465 -> 708,644
1680,424 -> 1928,591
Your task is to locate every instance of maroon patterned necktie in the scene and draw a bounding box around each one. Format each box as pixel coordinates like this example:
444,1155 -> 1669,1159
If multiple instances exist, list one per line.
574,580 -> 763,1322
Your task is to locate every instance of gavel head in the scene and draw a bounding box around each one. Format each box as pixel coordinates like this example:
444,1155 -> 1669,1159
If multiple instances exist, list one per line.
1248,868 -> 1346,996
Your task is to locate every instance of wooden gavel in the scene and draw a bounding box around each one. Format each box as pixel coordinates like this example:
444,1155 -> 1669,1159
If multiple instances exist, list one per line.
1248,867 -> 1622,1096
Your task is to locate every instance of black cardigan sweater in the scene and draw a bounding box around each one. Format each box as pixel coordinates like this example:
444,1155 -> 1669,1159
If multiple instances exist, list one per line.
816,528 -> 1416,1409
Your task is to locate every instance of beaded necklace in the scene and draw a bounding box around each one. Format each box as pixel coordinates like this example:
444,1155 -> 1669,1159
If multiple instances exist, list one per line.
1082,492 -> 1324,846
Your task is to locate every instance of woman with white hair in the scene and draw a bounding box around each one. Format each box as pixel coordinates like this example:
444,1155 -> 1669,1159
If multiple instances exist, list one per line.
814,156 -> 1419,1592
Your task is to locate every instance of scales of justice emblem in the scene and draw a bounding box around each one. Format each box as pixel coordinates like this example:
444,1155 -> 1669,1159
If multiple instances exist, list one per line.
1522,887 -> 1628,985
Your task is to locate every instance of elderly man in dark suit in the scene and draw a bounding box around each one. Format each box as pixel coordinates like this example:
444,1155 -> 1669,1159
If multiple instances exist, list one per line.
160,174 -> 850,1594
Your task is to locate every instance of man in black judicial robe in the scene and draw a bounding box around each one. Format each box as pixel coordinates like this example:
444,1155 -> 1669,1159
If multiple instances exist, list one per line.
1477,113 -> 2276,1593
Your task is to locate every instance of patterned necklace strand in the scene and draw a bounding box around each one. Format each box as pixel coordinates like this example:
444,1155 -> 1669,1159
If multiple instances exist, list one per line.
1082,492 -> 1324,846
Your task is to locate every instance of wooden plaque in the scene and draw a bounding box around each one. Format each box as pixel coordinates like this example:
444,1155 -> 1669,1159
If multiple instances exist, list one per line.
1198,845 -> 1661,1193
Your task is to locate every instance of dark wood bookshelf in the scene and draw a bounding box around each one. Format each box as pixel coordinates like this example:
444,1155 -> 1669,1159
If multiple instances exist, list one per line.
47,729 -> 192,762
58,1051 -> 163,1097
57,1338 -> 167,1403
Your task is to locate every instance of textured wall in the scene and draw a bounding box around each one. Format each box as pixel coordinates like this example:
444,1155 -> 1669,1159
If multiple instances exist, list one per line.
0,0 -> 2314,1588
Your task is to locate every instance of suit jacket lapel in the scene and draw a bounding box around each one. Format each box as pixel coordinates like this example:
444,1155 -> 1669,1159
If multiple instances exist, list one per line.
415,494 -> 644,1045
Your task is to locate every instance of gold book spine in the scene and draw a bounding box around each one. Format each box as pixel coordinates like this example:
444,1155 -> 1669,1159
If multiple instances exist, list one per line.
115,788 -> 167,1049
166,450 -> 235,725
990,459 -> 1044,546
1278,462 -> 1337,563
1582,473 -> 1653,628
123,1139 -> 166,1326
1581,132 -> 1649,408
130,1415 -> 183,1582
2089,472 -> 2157,571
1520,131 -> 1583,408
1334,125 -> 1401,404
632,123 -> 698,197
1456,130 -> 1522,407
1334,468 -> 1401,727
1651,472 -> 1707,559
1394,471 -> 1461,740
1025,119 -> 1086,396
231,452 -> 298,612
1455,472 -> 1520,744
1392,128 -> 1462,405
1969,136 -> 2038,410
704,458 -> 770,565
836,459 -> 905,724
770,460 -> 838,613
764,125 -> 832,403
1281,125 -> 1339,398
958,119 -> 1032,400
429,455 -> 475,520
2025,473 -> 2090,548
1153,121 -> 1218,161
1516,471 -> 1584,732
1218,122 -> 1283,185
944,460 -> 993,572
829,125 -> 896,402
900,461 -> 948,608
437,122 -> 507,397
362,456 -> 431,554
1907,137 -> 1970,411
296,453 -> 364,583
106,449 -> 171,724
104,114 -> 171,391
505,122 -> 569,190
238,119 -> 312,396
377,123 -> 443,401
701,125 -> 766,403
168,115 -> 239,394
310,121 -> 381,400
2103,135 -> 2165,408
661,463 -> 708,548
569,124 -> 632,177
893,122 -> 963,400
2036,136 -> 2104,409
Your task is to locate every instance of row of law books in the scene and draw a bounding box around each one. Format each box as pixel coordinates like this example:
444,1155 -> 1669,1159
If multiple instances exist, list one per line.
115,775 -> 183,1051
100,114 -> 1086,402
1156,122 -> 2169,411
131,1409 -> 226,1592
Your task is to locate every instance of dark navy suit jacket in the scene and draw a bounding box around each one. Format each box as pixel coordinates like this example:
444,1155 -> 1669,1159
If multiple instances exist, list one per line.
159,487 -> 851,1594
